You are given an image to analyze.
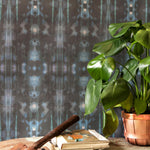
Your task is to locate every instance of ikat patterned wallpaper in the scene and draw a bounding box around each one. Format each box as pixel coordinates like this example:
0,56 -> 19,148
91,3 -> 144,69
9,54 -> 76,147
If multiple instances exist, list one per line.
0,0 -> 150,141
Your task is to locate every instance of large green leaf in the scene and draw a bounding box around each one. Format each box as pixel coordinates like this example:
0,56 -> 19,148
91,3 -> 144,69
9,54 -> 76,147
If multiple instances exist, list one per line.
143,23 -> 150,29
121,92 -> 133,112
134,98 -> 147,114
101,57 -> 116,81
132,43 -> 144,56
85,79 -> 102,115
122,59 -> 138,81
139,56 -> 150,83
143,72 -> 150,83
93,38 -> 126,56
134,28 -> 150,49
87,55 -> 115,81
146,89 -> 150,101
139,56 -> 150,71
103,109 -> 119,137
101,79 -> 130,110
108,20 -> 142,38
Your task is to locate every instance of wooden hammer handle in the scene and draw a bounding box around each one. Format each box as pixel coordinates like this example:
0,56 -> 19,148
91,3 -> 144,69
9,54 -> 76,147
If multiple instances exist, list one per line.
31,115 -> 79,149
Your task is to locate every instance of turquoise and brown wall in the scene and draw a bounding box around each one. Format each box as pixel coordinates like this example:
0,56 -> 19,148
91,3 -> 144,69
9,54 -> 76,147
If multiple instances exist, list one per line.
0,0 -> 149,140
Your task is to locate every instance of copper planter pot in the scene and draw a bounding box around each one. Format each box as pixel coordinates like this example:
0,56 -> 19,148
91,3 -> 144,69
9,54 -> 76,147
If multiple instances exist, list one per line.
122,111 -> 150,146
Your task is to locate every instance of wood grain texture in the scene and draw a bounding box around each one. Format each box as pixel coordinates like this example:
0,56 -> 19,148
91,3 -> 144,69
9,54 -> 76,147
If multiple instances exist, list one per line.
106,138 -> 150,150
0,137 -> 52,150
0,137 -> 150,150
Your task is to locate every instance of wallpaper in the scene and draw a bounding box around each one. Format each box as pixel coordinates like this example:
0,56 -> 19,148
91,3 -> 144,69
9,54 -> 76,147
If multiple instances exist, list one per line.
0,0 -> 149,141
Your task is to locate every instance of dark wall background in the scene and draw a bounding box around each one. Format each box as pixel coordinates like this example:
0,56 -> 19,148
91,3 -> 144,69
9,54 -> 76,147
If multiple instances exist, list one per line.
0,0 -> 149,141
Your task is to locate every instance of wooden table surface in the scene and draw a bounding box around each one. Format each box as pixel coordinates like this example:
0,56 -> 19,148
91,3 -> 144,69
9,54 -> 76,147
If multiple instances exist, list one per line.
106,138 -> 150,150
0,137 -> 53,150
0,137 -> 150,150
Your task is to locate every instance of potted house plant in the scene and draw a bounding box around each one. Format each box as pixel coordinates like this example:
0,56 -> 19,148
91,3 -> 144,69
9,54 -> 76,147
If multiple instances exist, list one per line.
85,20 -> 150,145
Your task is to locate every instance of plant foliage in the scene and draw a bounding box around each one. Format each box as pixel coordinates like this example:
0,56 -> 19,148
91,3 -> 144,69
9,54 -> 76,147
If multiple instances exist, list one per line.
85,20 -> 150,137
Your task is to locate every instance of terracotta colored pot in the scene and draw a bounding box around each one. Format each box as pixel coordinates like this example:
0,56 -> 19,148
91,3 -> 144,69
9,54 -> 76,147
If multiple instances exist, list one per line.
122,111 -> 150,146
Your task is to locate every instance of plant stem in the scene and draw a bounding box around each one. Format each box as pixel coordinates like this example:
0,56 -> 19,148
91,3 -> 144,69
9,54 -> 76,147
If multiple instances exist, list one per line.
115,61 -> 139,98
141,75 -> 143,98
125,44 -> 141,61
125,44 -> 142,99
143,48 -> 149,100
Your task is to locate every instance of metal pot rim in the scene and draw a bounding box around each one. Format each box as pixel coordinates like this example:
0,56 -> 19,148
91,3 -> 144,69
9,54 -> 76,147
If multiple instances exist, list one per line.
122,111 -> 150,120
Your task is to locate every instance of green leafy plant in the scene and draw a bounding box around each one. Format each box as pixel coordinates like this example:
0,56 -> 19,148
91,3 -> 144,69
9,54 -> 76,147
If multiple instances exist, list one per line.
85,20 -> 150,137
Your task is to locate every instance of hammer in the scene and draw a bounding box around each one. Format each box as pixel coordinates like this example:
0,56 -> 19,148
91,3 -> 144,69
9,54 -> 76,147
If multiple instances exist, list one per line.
10,115 -> 79,150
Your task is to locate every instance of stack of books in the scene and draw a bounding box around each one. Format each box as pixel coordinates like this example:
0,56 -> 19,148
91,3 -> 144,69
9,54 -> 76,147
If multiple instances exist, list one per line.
50,129 -> 109,150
